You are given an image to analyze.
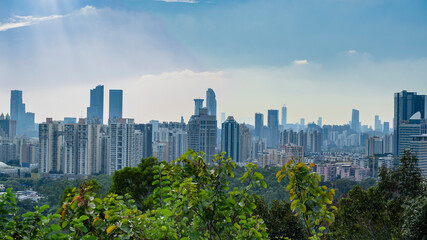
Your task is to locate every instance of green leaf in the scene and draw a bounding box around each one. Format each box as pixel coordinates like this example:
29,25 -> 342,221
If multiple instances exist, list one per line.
51,224 -> 61,231
234,223 -> 241,230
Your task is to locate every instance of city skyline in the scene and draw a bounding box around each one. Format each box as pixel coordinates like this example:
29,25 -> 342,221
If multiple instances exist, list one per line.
1,1 -> 426,126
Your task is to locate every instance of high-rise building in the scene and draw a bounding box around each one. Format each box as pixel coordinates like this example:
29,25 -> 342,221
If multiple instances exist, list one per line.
39,118 -> 64,174
398,116 -> 421,156
383,122 -> 390,135
187,108 -> 217,162
394,90 -> 426,155
383,134 -> 393,154
410,134 -> 427,177
109,89 -> 123,120
40,118 -> 106,176
0,114 -> 16,139
135,124 -> 153,158
317,117 -> 322,127
194,99 -> 204,115
239,124 -> 252,163
109,118 -> 135,174
10,90 -> 25,134
87,85 -> 104,124
206,88 -> 217,117
375,115 -> 382,132
351,109 -> 360,132
255,113 -> 264,138
267,110 -> 279,148
281,105 -> 287,127
10,90 -> 35,135
309,131 -> 322,153
221,116 -> 239,162
366,136 -> 383,156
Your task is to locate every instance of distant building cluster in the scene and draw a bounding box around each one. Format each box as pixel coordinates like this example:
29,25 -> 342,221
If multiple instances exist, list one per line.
0,88 -> 426,179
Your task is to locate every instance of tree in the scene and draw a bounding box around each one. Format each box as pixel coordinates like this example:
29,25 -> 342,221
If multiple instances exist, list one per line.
108,156 -> 158,210
276,159 -> 335,239
254,197 -> 305,240
327,150 -> 426,240
401,182 -> 427,240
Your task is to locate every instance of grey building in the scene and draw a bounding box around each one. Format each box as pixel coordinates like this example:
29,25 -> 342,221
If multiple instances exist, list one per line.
267,110 -> 279,148
394,90 -> 426,155
135,124 -> 153,158
410,134 -> 427,177
87,85 -> 104,124
109,89 -> 123,120
10,90 -> 35,135
187,108 -> 217,162
281,105 -> 287,127
398,117 -> 421,156
255,113 -> 264,138
206,88 -> 217,117
221,116 -> 239,162
0,114 -> 16,139
351,109 -> 360,132
194,99 -> 204,115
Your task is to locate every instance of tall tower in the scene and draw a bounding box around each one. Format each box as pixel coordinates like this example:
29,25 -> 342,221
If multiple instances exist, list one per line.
87,85 -> 104,124
255,113 -> 264,138
109,89 -> 123,121
393,90 -> 426,155
10,90 -> 26,134
206,88 -> 217,117
194,99 -> 204,115
268,110 -> 279,148
221,116 -> 239,162
281,105 -> 287,127
351,109 -> 360,132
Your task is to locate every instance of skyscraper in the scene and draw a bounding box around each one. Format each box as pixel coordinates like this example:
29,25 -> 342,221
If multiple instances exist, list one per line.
194,99 -> 204,115
187,108 -> 217,162
398,116 -> 421,156
267,110 -> 279,148
10,90 -> 34,134
383,122 -> 390,135
87,85 -> 104,124
239,124 -> 252,163
135,124 -> 153,158
410,134 -> 427,177
221,116 -> 239,162
109,118 -> 136,174
206,88 -> 217,117
109,89 -> 123,121
351,109 -> 360,132
393,90 -> 426,155
0,114 -> 16,139
317,117 -> 322,127
281,105 -> 287,127
375,115 -> 382,132
255,113 -> 264,138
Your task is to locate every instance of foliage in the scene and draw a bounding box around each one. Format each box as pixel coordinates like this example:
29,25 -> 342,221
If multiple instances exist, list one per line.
377,150 -> 423,200
0,188 -> 63,239
148,150 -> 269,239
326,186 -> 400,240
109,157 -> 158,210
276,159 -> 335,239
254,197 -> 305,240
327,150 -> 426,240
401,182 -> 427,240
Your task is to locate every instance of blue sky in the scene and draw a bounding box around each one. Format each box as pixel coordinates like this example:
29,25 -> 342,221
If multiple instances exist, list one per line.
0,0 -> 426,125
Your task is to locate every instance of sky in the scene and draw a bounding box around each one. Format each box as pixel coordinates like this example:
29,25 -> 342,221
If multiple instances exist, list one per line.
0,0 -> 426,126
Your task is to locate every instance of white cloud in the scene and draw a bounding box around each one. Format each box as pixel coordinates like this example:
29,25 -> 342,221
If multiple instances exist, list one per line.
157,0 -> 197,3
293,59 -> 308,65
348,50 -> 357,54
0,5 -> 97,32
0,14 -> 63,31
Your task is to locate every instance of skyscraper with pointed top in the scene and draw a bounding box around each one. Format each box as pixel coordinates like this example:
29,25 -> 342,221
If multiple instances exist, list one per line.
206,88 -> 217,117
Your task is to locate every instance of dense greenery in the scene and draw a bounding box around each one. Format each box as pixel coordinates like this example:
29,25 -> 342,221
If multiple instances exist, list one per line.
0,150 -> 425,239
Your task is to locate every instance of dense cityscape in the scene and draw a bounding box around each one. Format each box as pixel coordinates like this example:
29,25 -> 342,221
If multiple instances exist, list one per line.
0,87 -> 426,183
